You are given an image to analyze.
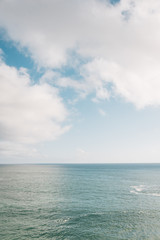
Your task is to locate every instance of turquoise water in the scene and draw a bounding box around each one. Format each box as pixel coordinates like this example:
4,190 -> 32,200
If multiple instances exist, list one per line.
1,164 -> 160,239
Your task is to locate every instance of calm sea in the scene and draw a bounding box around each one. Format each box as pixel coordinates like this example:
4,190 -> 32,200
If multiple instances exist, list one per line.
1,164 -> 160,239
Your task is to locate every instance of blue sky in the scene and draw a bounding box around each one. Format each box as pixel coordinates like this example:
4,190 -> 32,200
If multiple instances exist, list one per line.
0,0 -> 160,163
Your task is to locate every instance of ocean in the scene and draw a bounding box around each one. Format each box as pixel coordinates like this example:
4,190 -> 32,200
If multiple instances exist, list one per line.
1,164 -> 160,239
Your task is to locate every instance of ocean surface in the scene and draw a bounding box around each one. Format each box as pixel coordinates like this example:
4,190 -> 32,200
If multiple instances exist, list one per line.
1,164 -> 160,239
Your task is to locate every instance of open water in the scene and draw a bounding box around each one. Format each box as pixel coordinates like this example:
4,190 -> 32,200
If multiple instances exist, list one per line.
1,164 -> 160,239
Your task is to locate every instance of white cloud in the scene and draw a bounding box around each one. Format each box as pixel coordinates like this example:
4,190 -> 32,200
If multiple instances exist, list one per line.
0,141 -> 39,159
99,109 -> 107,116
76,148 -> 89,161
81,58 -> 160,108
0,60 -> 70,148
0,48 -> 4,56
76,148 -> 87,155
1,0 -> 160,108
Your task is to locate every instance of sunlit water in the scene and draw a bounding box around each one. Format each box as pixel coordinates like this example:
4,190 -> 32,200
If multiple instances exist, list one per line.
1,164 -> 160,239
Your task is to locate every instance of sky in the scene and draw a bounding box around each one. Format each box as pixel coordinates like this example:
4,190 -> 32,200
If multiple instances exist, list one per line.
0,0 -> 160,163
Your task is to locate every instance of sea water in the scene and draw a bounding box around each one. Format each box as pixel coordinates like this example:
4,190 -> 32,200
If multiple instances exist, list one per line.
1,164 -> 160,239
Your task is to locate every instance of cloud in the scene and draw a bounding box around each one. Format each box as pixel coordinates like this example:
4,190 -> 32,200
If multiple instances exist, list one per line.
1,0 -> 160,108
0,141 -> 39,159
0,59 -> 70,146
76,148 -> 89,161
81,58 -> 160,108
99,109 -> 107,116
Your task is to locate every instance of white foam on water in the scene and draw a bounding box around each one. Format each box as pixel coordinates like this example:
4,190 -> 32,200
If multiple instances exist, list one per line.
130,185 -> 160,197
130,190 -> 139,194
147,193 -> 160,197
130,185 -> 144,194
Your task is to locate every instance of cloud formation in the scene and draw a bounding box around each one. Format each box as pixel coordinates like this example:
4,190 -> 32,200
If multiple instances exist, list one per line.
1,0 -> 160,108
0,59 -> 69,147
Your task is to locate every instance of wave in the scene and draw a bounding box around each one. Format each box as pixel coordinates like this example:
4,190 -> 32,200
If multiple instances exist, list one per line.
130,185 -> 144,195
148,193 -> 160,197
130,185 -> 160,197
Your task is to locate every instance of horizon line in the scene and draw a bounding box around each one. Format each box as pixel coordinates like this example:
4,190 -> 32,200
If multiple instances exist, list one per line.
0,162 -> 160,165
